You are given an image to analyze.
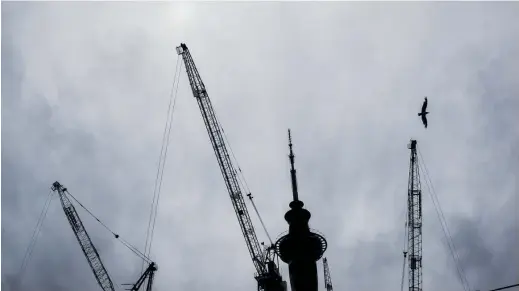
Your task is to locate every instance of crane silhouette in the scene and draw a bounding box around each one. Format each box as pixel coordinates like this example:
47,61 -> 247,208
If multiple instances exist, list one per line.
418,97 -> 429,128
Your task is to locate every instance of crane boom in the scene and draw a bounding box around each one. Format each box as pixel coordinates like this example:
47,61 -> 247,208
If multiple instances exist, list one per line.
407,140 -> 423,291
323,258 -> 333,291
51,181 -> 115,291
123,262 -> 157,291
176,43 -> 284,291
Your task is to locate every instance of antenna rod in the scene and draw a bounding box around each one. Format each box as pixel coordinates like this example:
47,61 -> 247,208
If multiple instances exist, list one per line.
288,129 -> 299,202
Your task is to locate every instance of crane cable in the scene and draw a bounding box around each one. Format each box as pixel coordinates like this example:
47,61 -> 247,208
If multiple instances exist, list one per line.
400,207 -> 408,291
417,148 -> 471,291
142,54 -> 183,270
214,112 -> 274,246
19,188 -> 53,279
247,194 -> 274,245
488,284 -> 519,291
65,189 -> 151,263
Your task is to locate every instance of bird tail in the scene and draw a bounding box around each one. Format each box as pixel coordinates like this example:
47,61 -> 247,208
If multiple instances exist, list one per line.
418,113 -> 422,116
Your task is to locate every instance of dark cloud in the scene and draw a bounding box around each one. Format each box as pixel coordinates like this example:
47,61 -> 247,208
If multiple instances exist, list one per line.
448,216 -> 519,291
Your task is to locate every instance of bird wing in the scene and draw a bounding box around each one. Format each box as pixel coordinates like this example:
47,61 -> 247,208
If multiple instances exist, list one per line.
421,114 -> 428,128
421,97 -> 428,112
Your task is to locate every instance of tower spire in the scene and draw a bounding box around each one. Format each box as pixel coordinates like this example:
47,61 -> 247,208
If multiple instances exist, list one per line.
288,129 -> 299,202
275,129 -> 327,291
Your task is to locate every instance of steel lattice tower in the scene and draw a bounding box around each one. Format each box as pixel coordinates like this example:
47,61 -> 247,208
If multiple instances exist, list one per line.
407,140 -> 423,291
176,43 -> 285,291
323,258 -> 333,291
51,181 -> 115,291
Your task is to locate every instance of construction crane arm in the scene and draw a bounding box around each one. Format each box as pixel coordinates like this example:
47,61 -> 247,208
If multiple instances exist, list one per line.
51,181 -> 115,291
323,257 -> 334,291
123,262 -> 157,291
176,43 -> 266,276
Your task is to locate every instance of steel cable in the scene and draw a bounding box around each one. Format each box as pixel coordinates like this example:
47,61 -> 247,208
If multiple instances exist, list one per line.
142,54 -> 183,271
417,148 -> 471,291
65,189 -> 150,262
19,188 -> 53,278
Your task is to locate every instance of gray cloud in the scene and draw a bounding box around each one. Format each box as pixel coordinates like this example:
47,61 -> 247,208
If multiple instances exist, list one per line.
2,2 -> 518,291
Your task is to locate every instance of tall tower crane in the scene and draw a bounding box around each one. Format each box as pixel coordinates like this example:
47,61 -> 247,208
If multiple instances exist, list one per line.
323,258 -> 333,291
176,43 -> 285,291
406,140 -> 423,291
51,181 -> 157,291
51,181 -> 115,291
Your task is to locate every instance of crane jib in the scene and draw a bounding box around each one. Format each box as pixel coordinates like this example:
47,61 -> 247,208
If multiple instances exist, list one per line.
52,182 -> 115,291
177,45 -> 269,277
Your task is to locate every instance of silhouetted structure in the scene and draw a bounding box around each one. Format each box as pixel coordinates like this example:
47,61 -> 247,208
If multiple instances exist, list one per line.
323,258 -> 334,291
52,181 -> 116,291
406,140 -> 423,291
124,262 -> 157,291
275,130 -> 327,291
51,181 -> 157,291
176,43 -> 286,291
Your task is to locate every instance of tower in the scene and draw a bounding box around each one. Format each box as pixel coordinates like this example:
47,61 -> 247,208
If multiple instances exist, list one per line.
275,130 -> 327,291
323,257 -> 333,291
407,140 -> 423,291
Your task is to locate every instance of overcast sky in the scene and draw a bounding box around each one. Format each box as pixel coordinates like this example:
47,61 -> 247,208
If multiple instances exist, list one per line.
2,2 -> 518,291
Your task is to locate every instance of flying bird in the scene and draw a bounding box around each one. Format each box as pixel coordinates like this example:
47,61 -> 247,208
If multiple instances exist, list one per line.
418,97 -> 429,128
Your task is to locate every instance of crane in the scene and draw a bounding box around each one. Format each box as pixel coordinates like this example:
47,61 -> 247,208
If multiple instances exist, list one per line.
51,181 -> 157,291
123,262 -> 157,291
406,140 -> 423,291
51,181 -> 115,291
176,43 -> 285,291
323,258 -> 333,291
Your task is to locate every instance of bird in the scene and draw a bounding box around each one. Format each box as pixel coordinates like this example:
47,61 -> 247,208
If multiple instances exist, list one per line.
418,97 -> 429,128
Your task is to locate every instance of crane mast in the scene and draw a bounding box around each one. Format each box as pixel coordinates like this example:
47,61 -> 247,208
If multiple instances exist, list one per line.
176,43 -> 284,291
123,262 -> 157,291
51,181 -> 115,291
407,140 -> 423,291
323,258 -> 333,291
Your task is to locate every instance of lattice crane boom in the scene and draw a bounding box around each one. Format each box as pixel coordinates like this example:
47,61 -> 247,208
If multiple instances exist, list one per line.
407,140 -> 423,291
51,181 -> 115,291
176,43 -> 284,291
323,258 -> 333,291
123,262 -> 157,291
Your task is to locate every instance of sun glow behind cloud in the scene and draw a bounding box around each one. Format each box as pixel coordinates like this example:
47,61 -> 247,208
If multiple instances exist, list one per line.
170,2 -> 195,30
